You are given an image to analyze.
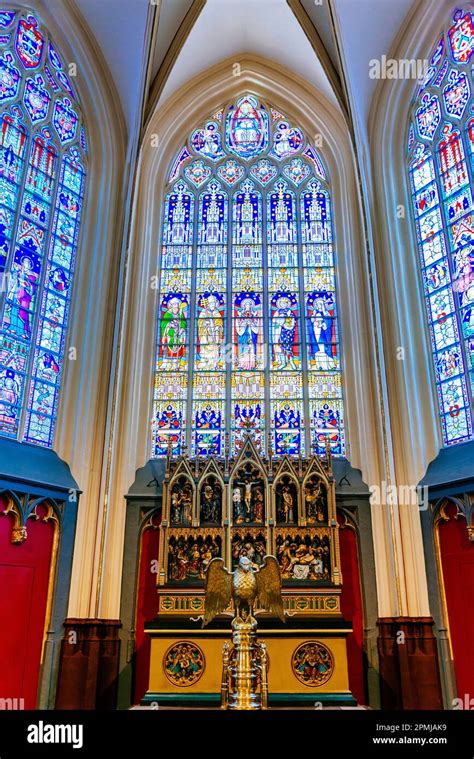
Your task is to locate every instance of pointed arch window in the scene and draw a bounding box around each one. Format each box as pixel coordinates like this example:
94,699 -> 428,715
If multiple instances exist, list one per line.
407,9 -> 473,445
0,10 -> 87,447
152,96 -> 345,458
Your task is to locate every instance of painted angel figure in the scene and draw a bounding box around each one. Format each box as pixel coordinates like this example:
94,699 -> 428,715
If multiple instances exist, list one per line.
203,555 -> 285,625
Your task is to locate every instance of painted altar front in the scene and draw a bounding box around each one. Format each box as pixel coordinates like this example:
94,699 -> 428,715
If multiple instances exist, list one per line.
143,435 -> 355,706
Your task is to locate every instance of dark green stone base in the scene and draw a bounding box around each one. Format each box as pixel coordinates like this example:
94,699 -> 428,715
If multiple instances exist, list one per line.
141,692 -> 357,708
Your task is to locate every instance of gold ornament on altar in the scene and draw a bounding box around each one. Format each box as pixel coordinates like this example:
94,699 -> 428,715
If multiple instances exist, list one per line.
203,554 -> 284,709
163,641 -> 205,686
291,641 -> 334,686
145,434 -> 351,708
203,555 -> 285,625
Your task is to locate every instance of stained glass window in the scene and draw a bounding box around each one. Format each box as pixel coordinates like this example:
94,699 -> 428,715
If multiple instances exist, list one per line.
0,10 -> 87,448
152,95 -> 345,458
407,9 -> 474,446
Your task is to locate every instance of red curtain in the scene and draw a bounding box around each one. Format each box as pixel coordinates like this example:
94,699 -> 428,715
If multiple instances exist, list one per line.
338,516 -> 367,705
0,498 -> 55,708
438,504 -> 474,698
133,514 -> 161,704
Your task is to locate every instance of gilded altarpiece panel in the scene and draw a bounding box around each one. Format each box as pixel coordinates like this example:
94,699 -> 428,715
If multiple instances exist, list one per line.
145,436 -> 353,705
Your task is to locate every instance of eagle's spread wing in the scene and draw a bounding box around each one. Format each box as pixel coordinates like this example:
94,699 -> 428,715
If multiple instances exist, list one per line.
203,558 -> 232,627
256,555 -> 285,622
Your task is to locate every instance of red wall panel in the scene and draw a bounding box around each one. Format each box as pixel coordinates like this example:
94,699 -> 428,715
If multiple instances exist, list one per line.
133,516 -> 161,705
0,501 -> 55,708
339,519 -> 367,705
438,507 -> 474,699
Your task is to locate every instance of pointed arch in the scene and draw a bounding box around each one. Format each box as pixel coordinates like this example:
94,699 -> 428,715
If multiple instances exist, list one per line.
406,8 -> 474,448
152,92 -> 345,460
103,54 -> 383,620
0,9 -> 87,447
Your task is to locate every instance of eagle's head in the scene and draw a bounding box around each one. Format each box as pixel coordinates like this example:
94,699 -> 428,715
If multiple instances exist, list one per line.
238,556 -> 252,572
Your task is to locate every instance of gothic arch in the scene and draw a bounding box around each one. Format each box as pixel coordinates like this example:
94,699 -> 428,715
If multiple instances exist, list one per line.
97,53 -> 396,624
369,0 -> 465,485
370,6 -> 473,702
23,0 -> 128,620
368,0 -> 468,622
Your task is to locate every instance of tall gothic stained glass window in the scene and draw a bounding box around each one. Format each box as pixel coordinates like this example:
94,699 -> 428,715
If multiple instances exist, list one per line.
152,95 -> 345,458
407,9 -> 474,446
0,10 -> 87,447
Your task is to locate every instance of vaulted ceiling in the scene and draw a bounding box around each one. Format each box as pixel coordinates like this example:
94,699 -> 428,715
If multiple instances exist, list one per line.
158,0 -> 339,109
72,0 -> 416,141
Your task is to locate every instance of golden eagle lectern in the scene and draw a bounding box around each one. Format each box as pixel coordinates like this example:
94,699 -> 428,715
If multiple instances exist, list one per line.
203,555 -> 285,625
203,555 -> 285,709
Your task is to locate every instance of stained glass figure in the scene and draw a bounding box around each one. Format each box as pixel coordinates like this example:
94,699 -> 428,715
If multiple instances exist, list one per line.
0,13 -> 86,447
191,121 -> 223,160
158,291 -> 189,369
152,95 -> 345,457
195,289 -> 225,370
233,287 -> 263,370
226,96 -> 269,159
407,9 -> 474,445
270,121 -> 303,160
270,291 -> 299,370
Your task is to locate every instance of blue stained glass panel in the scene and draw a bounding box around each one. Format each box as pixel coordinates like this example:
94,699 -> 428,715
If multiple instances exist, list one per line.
267,181 -> 296,244
310,399 -> 345,456
0,11 -> 86,447
0,52 -> 20,101
153,95 -> 345,457
23,146 -> 85,445
152,400 -> 185,456
301,183 -> 332,243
